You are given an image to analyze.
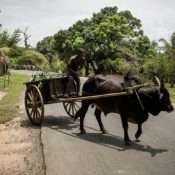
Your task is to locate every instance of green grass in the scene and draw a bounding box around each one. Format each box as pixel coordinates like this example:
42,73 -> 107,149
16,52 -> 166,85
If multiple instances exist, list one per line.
0,73 -> 30,123
167,85 -> 175,103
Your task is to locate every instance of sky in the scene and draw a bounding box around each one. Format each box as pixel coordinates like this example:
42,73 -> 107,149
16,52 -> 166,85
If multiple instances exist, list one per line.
0,0 -> 175,47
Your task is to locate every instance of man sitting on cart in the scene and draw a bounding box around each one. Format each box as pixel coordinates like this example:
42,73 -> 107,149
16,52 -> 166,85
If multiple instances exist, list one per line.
65,48 -> 85,97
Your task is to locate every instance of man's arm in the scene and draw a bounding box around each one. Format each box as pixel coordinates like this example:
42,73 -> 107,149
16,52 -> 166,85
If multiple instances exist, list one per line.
67,60 -> 80,76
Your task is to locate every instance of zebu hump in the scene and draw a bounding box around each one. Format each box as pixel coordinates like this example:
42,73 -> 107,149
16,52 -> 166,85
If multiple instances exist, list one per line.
94,75 -> 124,93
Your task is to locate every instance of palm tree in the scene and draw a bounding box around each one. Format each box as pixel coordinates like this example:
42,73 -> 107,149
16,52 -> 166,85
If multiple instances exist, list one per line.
159,32 -> 175,87
159,32 -> 175,60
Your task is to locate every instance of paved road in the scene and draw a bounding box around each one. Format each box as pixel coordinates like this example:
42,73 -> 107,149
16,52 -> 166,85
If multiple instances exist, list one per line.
11,69 -> 41,76
42,99 -> 175,175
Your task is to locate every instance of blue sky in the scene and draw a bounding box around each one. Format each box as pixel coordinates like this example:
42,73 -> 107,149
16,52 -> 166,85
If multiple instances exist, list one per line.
1,0 -> 175,47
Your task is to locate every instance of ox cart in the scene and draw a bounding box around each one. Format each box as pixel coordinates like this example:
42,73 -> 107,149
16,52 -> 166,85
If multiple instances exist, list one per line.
24,75 -> 145,125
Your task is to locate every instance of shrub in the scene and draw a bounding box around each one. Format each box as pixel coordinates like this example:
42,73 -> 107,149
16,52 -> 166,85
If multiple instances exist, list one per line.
17,50 -> 48,69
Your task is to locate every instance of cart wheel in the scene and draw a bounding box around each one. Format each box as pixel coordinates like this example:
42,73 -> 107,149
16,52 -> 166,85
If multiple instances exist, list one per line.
25,85 -> 44,125
63,101 -> 80,118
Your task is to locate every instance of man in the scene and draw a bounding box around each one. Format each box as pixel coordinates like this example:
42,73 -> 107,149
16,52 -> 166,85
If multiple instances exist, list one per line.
65,48 -> 85,97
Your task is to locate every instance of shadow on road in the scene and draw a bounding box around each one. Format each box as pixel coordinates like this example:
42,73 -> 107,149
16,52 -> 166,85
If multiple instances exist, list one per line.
43,115 -> 79,130
42,115 -> 168,157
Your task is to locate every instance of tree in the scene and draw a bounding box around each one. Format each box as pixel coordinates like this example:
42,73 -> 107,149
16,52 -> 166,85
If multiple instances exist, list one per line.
20,27 -> 31,48
159,32 -> 175,87
38,6 -> 156,75
36,36 -> 54,63
0,30 -> 9,47
8,29 -> 21,47
159,32 -> 175,59
0,29 -> 21,47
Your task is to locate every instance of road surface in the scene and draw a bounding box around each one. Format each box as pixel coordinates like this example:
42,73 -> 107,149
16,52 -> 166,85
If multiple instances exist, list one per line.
42,101 -> 175,175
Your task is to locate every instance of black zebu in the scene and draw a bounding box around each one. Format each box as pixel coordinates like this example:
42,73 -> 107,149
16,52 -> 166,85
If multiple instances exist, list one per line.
74,73 -> 174,145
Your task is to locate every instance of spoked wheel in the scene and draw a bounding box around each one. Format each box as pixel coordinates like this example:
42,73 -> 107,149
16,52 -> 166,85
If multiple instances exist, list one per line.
63,101 -> 81,118
25,85 -> 44,125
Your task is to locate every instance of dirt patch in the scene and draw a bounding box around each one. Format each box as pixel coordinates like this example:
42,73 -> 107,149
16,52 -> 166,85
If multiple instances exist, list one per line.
0,93 -> 45,175
0,91 -> 7,100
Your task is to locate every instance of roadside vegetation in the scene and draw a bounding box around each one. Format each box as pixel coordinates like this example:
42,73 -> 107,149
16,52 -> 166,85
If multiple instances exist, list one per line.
0,72 -> 29,123
167,85 -> 175,103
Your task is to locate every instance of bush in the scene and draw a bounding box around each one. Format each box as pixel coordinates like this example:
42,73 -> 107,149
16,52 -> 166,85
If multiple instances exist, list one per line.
50,59 -> 66,73
142,57 -> 167,80
17,50 -> 48,69
100,58 -> 137,74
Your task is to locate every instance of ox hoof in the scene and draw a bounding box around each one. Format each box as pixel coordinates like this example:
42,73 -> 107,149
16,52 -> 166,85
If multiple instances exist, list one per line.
102,130 -> 108,134
80,130 -> 86,134
124,139 -> 132,146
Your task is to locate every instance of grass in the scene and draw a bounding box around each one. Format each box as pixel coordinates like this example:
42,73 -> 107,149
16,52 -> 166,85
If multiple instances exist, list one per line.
167,85 -> 175,104
0,72 -> 30,123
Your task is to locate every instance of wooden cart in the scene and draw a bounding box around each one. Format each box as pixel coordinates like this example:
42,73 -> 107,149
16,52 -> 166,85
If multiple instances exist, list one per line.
24,76 -> 82,125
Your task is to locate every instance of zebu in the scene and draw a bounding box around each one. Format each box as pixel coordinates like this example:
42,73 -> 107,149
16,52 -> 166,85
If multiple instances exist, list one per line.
74,73 -> 174,145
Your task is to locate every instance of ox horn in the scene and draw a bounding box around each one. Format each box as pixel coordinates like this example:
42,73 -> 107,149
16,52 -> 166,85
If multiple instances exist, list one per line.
155,76 -> 161,88
155,76 -> 161,95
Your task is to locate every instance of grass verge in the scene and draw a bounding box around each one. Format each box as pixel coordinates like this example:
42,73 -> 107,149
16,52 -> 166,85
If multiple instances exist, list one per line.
0,72 -> 30,123
167,86 -> 175,104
